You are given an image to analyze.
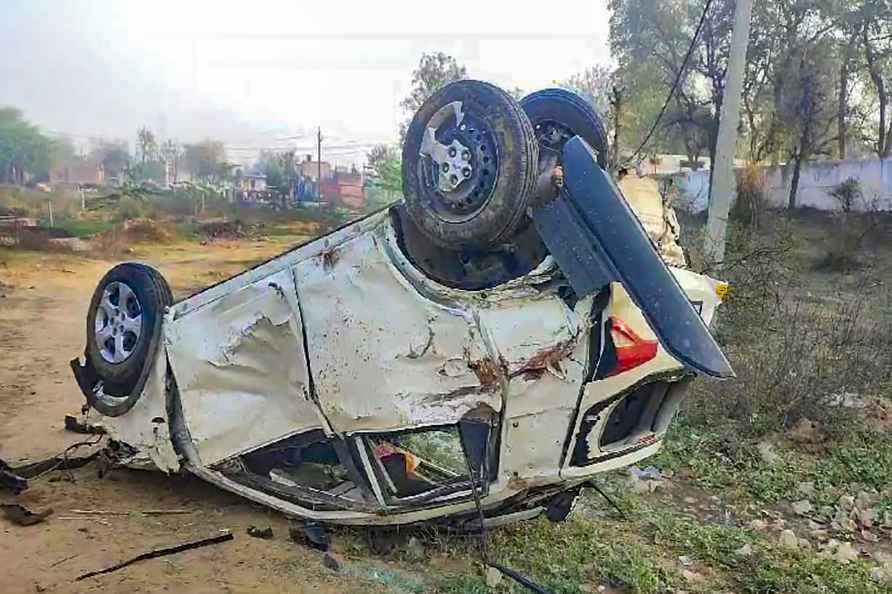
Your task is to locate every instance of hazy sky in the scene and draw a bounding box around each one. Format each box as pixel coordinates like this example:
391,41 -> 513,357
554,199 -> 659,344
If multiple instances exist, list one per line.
0,0 -> 612,165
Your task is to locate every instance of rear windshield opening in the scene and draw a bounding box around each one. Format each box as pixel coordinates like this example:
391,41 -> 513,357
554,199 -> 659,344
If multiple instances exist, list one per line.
217,430 -> 370,509
365,427 -> 471,499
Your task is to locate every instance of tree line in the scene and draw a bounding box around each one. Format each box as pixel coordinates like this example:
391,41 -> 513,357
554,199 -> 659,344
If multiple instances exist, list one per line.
0,109 -> 235,187
368,2 -> 892,209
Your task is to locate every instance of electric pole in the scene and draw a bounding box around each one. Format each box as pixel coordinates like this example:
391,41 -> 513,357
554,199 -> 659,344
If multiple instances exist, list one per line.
704,0 -> 754,266
316,127 -> 323,202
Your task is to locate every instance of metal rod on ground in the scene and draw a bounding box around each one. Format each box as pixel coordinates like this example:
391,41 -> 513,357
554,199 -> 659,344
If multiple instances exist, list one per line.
704,0 -> 754,266
48,200 -> 54,228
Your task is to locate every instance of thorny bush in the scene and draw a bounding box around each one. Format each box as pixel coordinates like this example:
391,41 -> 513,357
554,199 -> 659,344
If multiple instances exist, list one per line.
681,217 -> 892,437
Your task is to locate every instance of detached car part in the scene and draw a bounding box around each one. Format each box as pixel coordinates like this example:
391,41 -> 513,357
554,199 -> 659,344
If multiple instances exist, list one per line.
72,81 -> 732,528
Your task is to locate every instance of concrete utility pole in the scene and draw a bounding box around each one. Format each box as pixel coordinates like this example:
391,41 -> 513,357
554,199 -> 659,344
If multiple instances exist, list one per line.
704,0 -> 754,266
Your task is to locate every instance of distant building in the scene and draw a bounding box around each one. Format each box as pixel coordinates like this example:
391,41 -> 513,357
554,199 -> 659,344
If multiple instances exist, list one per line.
322,167 -> 366,210
298,154 -> 332,183
233,170 -> 270,202
50,158 -> 104,186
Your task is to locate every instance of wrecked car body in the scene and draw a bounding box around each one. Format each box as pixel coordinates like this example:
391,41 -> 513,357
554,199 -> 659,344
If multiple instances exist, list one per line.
72,81 -> 732,528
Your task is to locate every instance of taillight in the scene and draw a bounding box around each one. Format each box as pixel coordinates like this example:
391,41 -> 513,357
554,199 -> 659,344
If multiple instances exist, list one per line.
606,317 -> 658,376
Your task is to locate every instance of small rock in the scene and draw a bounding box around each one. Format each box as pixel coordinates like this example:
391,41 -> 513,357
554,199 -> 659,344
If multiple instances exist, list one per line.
405,536 -> 425,561
792,500 -> 813,516
860,529 -> 880,543
857,507 -> 876,528
810,529 -> 828,540
485,566 -> 503,588
779,529 -> 799,550
796,481 -> 816,497
681,569 -> 704,583
757,441 -> 780,464
833,542 -> 859,564
838,495 -> 855,510
647,480 -> 665,493
855,491 -> 873,509
628,475 -> 650,494
870,566 -> 890,585
749,519 -> 768,531
683,497 -> 698,505
322,553 -> 341,572
734,543 -> 754,557
818,505 -> 835,519
808,519 -> 826,530
678,555 -> 694,567
798,538 -> 812,550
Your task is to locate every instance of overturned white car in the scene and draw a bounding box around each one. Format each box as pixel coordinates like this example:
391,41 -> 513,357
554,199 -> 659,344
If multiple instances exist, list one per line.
72,81 -> 732,528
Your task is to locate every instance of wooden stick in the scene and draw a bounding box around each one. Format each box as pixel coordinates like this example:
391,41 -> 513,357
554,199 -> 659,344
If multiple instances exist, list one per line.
76,530 -> 233,581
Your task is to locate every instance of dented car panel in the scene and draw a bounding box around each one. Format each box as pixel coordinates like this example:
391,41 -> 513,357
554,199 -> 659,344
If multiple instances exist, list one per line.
84,134 -> 732,528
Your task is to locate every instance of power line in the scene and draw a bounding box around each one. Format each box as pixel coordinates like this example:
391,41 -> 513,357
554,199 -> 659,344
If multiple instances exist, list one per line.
625,0 -> 715,165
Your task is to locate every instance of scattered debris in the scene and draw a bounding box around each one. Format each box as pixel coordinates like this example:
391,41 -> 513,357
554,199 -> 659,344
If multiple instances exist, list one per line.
49,553 -> 80,568
0,458 -> 29,494
1,503 -> 53,526
290,520 -> 330,552
76,530 -> 234,581
246,525 -> 274,539
677,555 -> 694,567
63,415 -> 105,435
627,466 -> 665,493
322,553 -> 341,572
791,500 -> 813,516
69,508 -> 191,517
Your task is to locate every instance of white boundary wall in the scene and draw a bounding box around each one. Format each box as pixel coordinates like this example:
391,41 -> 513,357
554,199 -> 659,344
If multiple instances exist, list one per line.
672,158 -> 892,213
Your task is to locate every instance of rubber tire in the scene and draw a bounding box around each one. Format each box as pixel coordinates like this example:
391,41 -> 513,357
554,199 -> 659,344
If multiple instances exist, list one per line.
85,263 -> 172,415
402,80 -> 539,250
520,88 -> 609,169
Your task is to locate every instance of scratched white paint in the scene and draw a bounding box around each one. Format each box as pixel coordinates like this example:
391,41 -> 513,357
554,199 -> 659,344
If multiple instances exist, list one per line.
99,346 -> 180,472
295,230 -> 501,433
165,268 -> 322,465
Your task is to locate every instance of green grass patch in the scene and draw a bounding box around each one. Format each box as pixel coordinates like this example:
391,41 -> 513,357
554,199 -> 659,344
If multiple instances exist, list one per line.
651,419 -> 799,503
815,430 -> 892,492
436,516 -> 679,594
55,217 -> 114,238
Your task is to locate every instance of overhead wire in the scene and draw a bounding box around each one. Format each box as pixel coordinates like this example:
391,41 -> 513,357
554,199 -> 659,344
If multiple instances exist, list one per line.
624,0 -> 715,166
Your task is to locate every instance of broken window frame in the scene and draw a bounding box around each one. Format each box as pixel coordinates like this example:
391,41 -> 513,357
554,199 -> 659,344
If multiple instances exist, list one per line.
353,420 -> 498,510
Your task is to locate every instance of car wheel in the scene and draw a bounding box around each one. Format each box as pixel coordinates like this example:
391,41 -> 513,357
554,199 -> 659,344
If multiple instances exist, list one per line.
520,88 -> 609,169
402,80 -> 539,250
84,263 -> 172,416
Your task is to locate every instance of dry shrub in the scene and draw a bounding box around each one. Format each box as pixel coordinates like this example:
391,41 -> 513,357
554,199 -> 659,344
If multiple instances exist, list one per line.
731,164 -> 767,230
91,219 -> 174,255
815,179 -> 882,272
123,219 -> 174,243
686,222 -> 892,436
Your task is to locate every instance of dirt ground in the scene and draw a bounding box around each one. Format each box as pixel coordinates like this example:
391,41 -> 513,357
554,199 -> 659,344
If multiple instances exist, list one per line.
0,237 -> 430,594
